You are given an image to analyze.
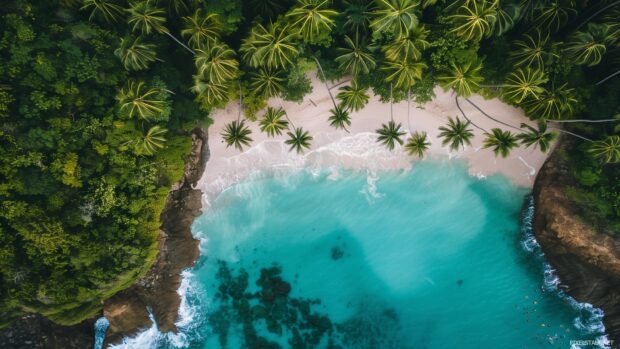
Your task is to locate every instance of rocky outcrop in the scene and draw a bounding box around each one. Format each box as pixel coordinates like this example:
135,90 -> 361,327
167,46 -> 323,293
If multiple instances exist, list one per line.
0,315 -> 96,349
103,127 -> 208,344
533,140 -> 620,346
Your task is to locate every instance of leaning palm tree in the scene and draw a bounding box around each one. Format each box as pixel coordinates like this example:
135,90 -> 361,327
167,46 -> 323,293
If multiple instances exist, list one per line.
181,10 -> 222,50
328,106 -> 352,131
240,22 -> 299,69
405,131 -> 431,157
376,120 -> 407,150
503,67 -> 548,103
510,30 -> 559,69
116,80 -> 166,121
588,135 -> 620,163
516,122 -> 556,153
259,107 -> 289,137
194,43 -> 239,83
370,0 -> 420,37
483,128 -> 518,158
221,120 -> 253,151
81,0 -> 125,23
564,23 -> 611,67
381,59 -> 426,90
286,0 -> 338,44
437,60 -> 483,98
286,127 -> 313,154
337,82 -> 370,112
382,26 -> 430,62
522,84 -> 578,120
127,1 -> 195,54
114,36 -> 157,71
191,76 -> 229,107
135,125 -> 167,155
448,0 -> 498,42
438,116 -> 474,151
250,68 -> 285,99
335,35 -> 376,77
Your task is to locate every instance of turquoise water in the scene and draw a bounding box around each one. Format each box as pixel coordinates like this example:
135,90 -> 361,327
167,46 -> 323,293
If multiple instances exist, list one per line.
111,160 -> 609,348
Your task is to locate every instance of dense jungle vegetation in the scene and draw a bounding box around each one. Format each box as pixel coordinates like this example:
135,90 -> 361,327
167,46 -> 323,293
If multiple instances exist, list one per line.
0,0 -> 619,327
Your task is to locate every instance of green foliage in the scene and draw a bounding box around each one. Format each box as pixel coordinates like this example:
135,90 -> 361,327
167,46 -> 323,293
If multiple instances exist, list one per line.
285,127 -> 313,153
405,131 -> 431,157
483,128 -> 519,158
259,107 -> 289,137
221,120 -> 253,151
281,59 -> 314,102
438,116 -> 474,151
0,1 -> 197,326
376,120 -> 406,150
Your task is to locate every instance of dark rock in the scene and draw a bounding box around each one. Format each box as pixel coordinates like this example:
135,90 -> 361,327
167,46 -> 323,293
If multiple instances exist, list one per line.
533,139 -> 620,346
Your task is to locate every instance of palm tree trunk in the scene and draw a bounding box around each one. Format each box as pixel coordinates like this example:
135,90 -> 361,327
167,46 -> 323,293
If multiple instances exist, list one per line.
313,57 -> 337,109
548,118 -> 620,123
548,126 -> 593,142
464,97 -> 522,131
596,69 -> 620,85
390,83 -> 394,122
407,90 -> 412,135
576,0 -> 620,30
455,95 -> 485,132
278,98 -> 296,129
238,80 -> 243,123
164,31 -> 195,55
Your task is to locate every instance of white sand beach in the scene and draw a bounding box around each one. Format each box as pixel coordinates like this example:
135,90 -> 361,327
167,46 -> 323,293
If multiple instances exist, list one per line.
197,73 -> 553,204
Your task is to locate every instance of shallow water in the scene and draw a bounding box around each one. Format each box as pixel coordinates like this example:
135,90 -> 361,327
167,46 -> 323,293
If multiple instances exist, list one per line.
111,160 -> 609,349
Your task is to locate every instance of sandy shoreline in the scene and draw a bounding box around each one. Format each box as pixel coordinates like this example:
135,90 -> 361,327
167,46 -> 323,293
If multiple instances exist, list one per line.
197,73 -> 552,204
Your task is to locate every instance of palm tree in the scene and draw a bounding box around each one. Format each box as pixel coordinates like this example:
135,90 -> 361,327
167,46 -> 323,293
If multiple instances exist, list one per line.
286,0 -> 338,44
588,135 -> 620,163
448,0 -> 498,42
135,125 -> 167,155
503,67 -> 548,104
194,43 -> 239,83
516,122 -> 556,153
342,0 -> 372,35
438,116 -> 474,151
114,36 -> 157,71
286,127 -> 313,153
250,68 -> 285,99
81,0 -> 125,23
494,1 -> 521,35
249,0 -> 288,18
221,120 -> 253,150
381,59 -> 426,90
510,30 -> 559,68
116,80 -> 166,121
531,0 -> 576,32
191,76 -> 229,107
522,84 -> 577,120
405,131 -> 431,157
483,128 -> 518,158
376,120 -> 407,150
127,1 -> 195,54
337,83 -> 369,112
335,35 -> 376,77
259,107 -> 289,137
564,23 -> 612,67
328,106 -> 352,131
370,0 -> 420,37
240,22 -> 299,69
382,26 -> 429,62
437,61 -> 483,98
181,10 -> 222,49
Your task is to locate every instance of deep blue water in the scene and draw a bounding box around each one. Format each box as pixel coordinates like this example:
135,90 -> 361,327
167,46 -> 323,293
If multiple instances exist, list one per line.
110,160 -> 609,349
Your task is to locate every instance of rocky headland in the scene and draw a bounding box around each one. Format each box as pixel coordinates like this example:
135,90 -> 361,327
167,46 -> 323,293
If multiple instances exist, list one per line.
533,140 -> 620,346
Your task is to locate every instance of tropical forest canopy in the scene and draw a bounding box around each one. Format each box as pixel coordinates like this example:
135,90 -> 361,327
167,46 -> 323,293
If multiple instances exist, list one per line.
0,0 -> 619,328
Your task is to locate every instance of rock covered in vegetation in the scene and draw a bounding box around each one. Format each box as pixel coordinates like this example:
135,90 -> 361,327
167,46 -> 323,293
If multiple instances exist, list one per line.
104,127 -> 208,343
533,140 -> 620,344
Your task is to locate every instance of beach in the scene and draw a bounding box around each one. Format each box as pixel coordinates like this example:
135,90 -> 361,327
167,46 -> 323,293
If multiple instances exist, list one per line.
197,73 -> 552,204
